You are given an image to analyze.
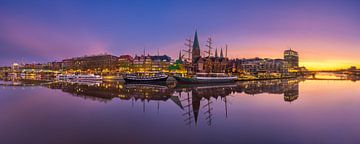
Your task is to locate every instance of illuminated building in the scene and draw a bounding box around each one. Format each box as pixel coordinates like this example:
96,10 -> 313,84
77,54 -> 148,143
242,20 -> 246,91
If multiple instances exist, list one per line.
233,58 -> 289,75
118,55 -> 133,73
284,49 -> 299,68
62,54 -> 119,73
22,62 -> 62,70
132,54 -> 171,72
12,63 -> 21,71
197,51 -> 232,73
0,67 -> 11,76
190,31 -> 232,73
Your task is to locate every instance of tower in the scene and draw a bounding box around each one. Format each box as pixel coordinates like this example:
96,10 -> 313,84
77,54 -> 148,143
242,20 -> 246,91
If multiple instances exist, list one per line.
215,48 -> 218,58
220,48 -> 224,58
178,50 -> 182,61
284,49 -> 299,68
192,30 -> 201,63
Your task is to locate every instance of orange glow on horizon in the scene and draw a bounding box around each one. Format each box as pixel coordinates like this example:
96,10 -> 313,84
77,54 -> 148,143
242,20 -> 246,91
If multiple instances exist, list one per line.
300,61 -> 360,71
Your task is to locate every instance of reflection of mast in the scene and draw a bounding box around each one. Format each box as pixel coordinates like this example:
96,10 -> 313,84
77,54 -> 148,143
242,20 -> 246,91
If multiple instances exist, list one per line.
182,91 -> 193,127
224,97 -> 228,118
131,97 -> 134,108
157,101 -> 160,115
143,101 -> 145,113
203,99 -> 213,126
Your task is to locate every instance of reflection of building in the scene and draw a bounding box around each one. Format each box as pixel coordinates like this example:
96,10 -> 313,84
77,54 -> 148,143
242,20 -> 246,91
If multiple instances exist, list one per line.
47,82 -> 176,103
284,80 -> 299,102
236,79 -> 300,100
284,49 -> 299,68
43,79 -> 301,125
42,79 -> 301,105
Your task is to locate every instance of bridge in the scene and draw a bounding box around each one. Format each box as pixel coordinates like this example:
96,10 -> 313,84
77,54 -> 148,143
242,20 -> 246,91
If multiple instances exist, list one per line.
305,70 -> 358,81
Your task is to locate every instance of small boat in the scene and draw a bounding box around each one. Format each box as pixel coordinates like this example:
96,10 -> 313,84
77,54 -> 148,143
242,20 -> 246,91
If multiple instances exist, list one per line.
173,73 -> 237,84
123,72 -> 168,82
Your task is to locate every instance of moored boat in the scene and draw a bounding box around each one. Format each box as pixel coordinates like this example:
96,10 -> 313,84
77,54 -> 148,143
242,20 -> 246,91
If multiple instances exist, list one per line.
75,74 -> 103,81
123,72 -> 168,82
56,74 -> 76,80
56,74 -> 102,81
173,73 -> 237,84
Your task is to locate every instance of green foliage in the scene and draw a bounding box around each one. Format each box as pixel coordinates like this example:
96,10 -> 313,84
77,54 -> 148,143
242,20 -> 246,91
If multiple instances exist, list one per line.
168,60 -> 182,70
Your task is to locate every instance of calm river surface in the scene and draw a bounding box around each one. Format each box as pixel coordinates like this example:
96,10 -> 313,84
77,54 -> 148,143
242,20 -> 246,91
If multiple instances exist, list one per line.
0,79 -> 359,144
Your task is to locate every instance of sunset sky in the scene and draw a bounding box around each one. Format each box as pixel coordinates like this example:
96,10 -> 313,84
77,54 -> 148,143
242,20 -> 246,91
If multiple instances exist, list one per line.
0,0 -> 359,70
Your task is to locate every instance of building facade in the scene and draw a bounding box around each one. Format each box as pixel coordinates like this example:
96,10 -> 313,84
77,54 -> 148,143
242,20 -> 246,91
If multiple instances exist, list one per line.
284,49 -> 299,68
62,54 -> 119,73
233,58 -> 289,75
190,31 -> 232,73
118,55 -> 134,73
132,55 -> 171,72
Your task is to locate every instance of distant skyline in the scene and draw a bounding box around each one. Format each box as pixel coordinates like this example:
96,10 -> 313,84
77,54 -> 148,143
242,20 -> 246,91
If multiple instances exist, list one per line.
1,0 -> 360,70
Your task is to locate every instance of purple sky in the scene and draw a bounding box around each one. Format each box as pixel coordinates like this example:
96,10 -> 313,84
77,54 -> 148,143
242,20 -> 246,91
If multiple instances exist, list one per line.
1,0 -> 359,69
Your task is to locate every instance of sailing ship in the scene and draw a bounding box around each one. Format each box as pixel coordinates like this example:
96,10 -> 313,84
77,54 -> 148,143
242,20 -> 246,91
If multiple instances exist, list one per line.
173,73 -> 237,84
123,72 -> 168,82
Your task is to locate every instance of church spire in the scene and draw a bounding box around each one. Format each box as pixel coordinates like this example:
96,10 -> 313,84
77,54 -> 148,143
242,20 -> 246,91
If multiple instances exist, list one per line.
220,48 -> 224,58
193,30 -> 200,50
178,50 -> 182,61
215,48 -> 218,57
192,30 -> 201,63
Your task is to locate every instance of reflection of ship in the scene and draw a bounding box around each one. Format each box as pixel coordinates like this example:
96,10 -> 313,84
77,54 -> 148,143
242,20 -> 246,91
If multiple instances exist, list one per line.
173,73 -> 237,84
123,72 -> 168,82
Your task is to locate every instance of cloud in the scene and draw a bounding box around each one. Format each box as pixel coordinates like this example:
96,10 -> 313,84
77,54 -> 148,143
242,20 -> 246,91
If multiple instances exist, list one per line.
0,13 -> 108,64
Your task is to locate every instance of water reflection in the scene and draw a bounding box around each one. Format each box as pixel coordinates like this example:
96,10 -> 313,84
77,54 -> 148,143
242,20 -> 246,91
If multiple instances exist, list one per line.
1,76 -> 359,143
43,79 -> 301,103
1,78 -> 302,126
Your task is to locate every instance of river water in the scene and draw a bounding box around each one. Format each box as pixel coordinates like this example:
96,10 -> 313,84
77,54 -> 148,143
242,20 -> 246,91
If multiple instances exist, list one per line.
0,79 -> 359,144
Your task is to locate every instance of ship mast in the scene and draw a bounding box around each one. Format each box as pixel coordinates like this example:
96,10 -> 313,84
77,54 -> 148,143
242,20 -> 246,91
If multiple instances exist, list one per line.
183,37 -> 193,62
225,44 -> 228,58
204,37 -> 213,57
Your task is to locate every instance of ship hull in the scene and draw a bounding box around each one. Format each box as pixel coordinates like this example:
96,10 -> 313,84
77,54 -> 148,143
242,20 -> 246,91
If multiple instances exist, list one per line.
123,76 -> 168,83
173,76 -> 236,84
